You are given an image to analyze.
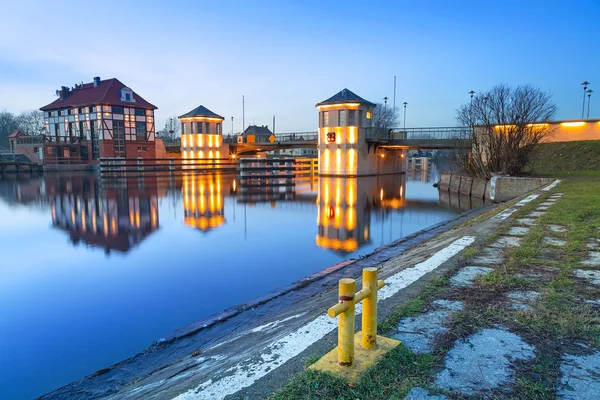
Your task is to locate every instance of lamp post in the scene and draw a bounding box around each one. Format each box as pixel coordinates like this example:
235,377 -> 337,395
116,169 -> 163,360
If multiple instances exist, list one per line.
231,116 -> 234,136
402,102 -> 408,130
383,97 -> 388,109
587,89 -> 594,119
581,81 -> 590,119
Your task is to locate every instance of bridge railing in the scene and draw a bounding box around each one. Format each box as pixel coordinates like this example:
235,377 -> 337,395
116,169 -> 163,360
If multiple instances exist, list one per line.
273,132 -> 318,142
364,126 -> 472,141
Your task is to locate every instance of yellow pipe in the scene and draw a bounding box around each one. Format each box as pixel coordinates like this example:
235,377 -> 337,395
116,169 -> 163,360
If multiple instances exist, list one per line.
361,268 -> 384,349
337,278 -> 356,366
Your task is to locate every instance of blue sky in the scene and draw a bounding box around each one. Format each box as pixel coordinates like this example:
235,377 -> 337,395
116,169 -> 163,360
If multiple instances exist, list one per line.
0,0 -> 598,132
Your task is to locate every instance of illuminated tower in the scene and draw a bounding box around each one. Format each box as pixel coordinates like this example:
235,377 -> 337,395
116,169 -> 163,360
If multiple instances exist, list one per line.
179,105 -> 227,159
316,89 -> 406,176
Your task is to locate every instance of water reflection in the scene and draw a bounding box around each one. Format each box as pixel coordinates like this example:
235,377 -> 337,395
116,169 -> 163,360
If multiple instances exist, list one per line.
182,174 -> 229,232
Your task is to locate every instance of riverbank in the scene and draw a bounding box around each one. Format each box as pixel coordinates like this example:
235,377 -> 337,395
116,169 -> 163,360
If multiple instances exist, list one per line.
272,173 -> 600,399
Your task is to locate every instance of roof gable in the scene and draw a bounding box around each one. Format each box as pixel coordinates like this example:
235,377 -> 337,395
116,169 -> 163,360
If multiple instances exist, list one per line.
8,130 -> 27,138
316,88 -> 376,107
40,78 -> 157,111
244,125 -> 273,135
179,105 -> 224,119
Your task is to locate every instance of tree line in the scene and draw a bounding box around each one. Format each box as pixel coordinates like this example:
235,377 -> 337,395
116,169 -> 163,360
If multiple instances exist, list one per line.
0,110 -> 45,148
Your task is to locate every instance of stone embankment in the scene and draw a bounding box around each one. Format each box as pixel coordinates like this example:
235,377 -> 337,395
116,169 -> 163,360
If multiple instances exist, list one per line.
438,172 -> 553,202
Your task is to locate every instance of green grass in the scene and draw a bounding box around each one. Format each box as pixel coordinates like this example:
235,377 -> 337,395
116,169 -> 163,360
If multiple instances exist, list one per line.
527,141 -> 600,175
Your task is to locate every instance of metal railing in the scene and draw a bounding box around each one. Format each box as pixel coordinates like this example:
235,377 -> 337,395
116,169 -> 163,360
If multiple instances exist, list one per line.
364,126 -> 472,141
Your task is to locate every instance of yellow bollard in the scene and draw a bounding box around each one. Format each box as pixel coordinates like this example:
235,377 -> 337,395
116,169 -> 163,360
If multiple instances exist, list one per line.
313,268 -> 400,381
337,278 -> 356,366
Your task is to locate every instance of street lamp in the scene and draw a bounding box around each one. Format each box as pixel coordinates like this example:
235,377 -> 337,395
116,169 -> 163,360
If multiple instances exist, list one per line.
469,90 -> 475,104
383,97 -> 389,109
402,102 -> 408,130
581,81 -> 590,119
587,89 -> 594,119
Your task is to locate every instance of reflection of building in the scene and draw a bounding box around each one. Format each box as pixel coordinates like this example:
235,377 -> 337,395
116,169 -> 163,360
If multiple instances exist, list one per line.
47,175 -> 162,253
182,174 -> 226,232
316,175 -> 407,252
39,77 -> 158,163
180,105 -> 228,160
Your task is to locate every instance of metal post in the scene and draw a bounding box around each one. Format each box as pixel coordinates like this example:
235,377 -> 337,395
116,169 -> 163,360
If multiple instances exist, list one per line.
403,102 -> 408,130
337,278 -> 356,366
587,89 -> 593,119
361,268 -> 378,349
581,81 -> 590,119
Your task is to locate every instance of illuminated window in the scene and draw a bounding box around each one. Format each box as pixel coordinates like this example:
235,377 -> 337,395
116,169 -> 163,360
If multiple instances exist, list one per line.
338,110 -> 346,126
348,110 -> 355,126
197,122 -> 203,133
136,122 -> 147,141
323,111 -> 329,127
327,132 -> 336,143
366,111 -> 372,119
191,121 -> 195,134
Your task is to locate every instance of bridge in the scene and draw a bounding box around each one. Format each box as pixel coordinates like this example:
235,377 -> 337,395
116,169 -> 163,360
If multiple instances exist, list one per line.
227,127 -> 471,156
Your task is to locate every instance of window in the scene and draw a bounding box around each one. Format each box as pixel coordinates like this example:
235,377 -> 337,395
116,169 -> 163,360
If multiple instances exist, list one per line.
191,122 -> 195,134
79,121 -> 86,139
323,111 -> 329,127
46,111 -> 52,117
54,123 -> 60,138
338,110 -> 346,127
216,123 -> 221,134
137,146 -> 147,152
47,147 -> 54,155
125,93 -> 131,101
78,107 -> 84,114
205,122 -> 210,134
359,110 -> 364,126
113,120 -> 125,157
68,109 -> 73,115
89,106 -> 96,113
197,122 -> 203,133
58,110 -> 63,116
112,107 -> 124,114
134,109 -> 145,116
136,122 -> 147,141
182,123 -> 186,134
348,110 -> 356,126
68,122 -> 74,136
366,111 -> 372,119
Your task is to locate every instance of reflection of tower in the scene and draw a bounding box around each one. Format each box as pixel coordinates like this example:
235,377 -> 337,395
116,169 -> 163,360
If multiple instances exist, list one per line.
49,175 -> 160,253
316,177 -> 371,252
182,174 -> 225,232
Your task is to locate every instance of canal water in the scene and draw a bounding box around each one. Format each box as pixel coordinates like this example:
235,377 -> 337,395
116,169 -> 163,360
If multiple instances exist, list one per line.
0,166 -> 483,399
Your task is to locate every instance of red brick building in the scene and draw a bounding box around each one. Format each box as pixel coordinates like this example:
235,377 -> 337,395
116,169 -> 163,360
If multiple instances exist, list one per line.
39,77 -> 158,163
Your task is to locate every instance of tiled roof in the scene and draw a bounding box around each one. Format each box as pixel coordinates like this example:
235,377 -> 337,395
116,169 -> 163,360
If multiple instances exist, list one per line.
40,78 -> 157,111
316,88 -> 376,107
179,105 -> 224,119
8,130 -> 27,138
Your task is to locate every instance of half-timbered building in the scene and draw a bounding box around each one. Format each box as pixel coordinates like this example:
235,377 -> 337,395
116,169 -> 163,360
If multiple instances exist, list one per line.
39,77 -> 157,163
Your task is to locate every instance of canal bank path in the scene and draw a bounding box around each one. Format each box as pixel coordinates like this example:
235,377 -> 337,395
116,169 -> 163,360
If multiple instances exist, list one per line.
42,180 -> 578,400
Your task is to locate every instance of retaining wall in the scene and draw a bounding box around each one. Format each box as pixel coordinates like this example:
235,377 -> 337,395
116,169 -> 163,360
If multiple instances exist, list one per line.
438,174 -> 554,202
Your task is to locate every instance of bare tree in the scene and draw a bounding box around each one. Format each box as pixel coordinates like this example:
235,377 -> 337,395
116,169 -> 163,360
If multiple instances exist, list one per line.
0,111 -> 19,148
454,84 -> 557,177
16,110 -> 45,136
371,102 -> 399,136
157,116 -> 181,140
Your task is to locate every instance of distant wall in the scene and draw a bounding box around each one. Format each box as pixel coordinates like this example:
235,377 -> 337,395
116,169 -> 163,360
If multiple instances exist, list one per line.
541,120 -> 600,143
439,173 -> 553,202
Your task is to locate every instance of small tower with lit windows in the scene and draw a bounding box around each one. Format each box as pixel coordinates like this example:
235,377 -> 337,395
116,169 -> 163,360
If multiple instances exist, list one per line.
179,105 -> 228,159
316,89 -> 405,176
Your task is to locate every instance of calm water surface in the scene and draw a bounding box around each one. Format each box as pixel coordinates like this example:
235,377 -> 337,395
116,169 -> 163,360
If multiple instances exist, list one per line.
0,167 -> 481,399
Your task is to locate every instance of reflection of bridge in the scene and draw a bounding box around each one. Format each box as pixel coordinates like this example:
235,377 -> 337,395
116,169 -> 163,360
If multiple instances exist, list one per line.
228,127 -> 471,155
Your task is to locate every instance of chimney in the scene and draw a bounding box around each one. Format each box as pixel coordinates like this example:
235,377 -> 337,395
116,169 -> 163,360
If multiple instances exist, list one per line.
93,77 -> 101,87
59,86 -> 70,100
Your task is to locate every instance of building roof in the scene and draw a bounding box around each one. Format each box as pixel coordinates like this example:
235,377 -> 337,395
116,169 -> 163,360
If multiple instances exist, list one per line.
40,78 -> 157,111
8,130 -> 27,138
179,105 -> 224,120
244,125 -> 273,136
316,88 -> 376,107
